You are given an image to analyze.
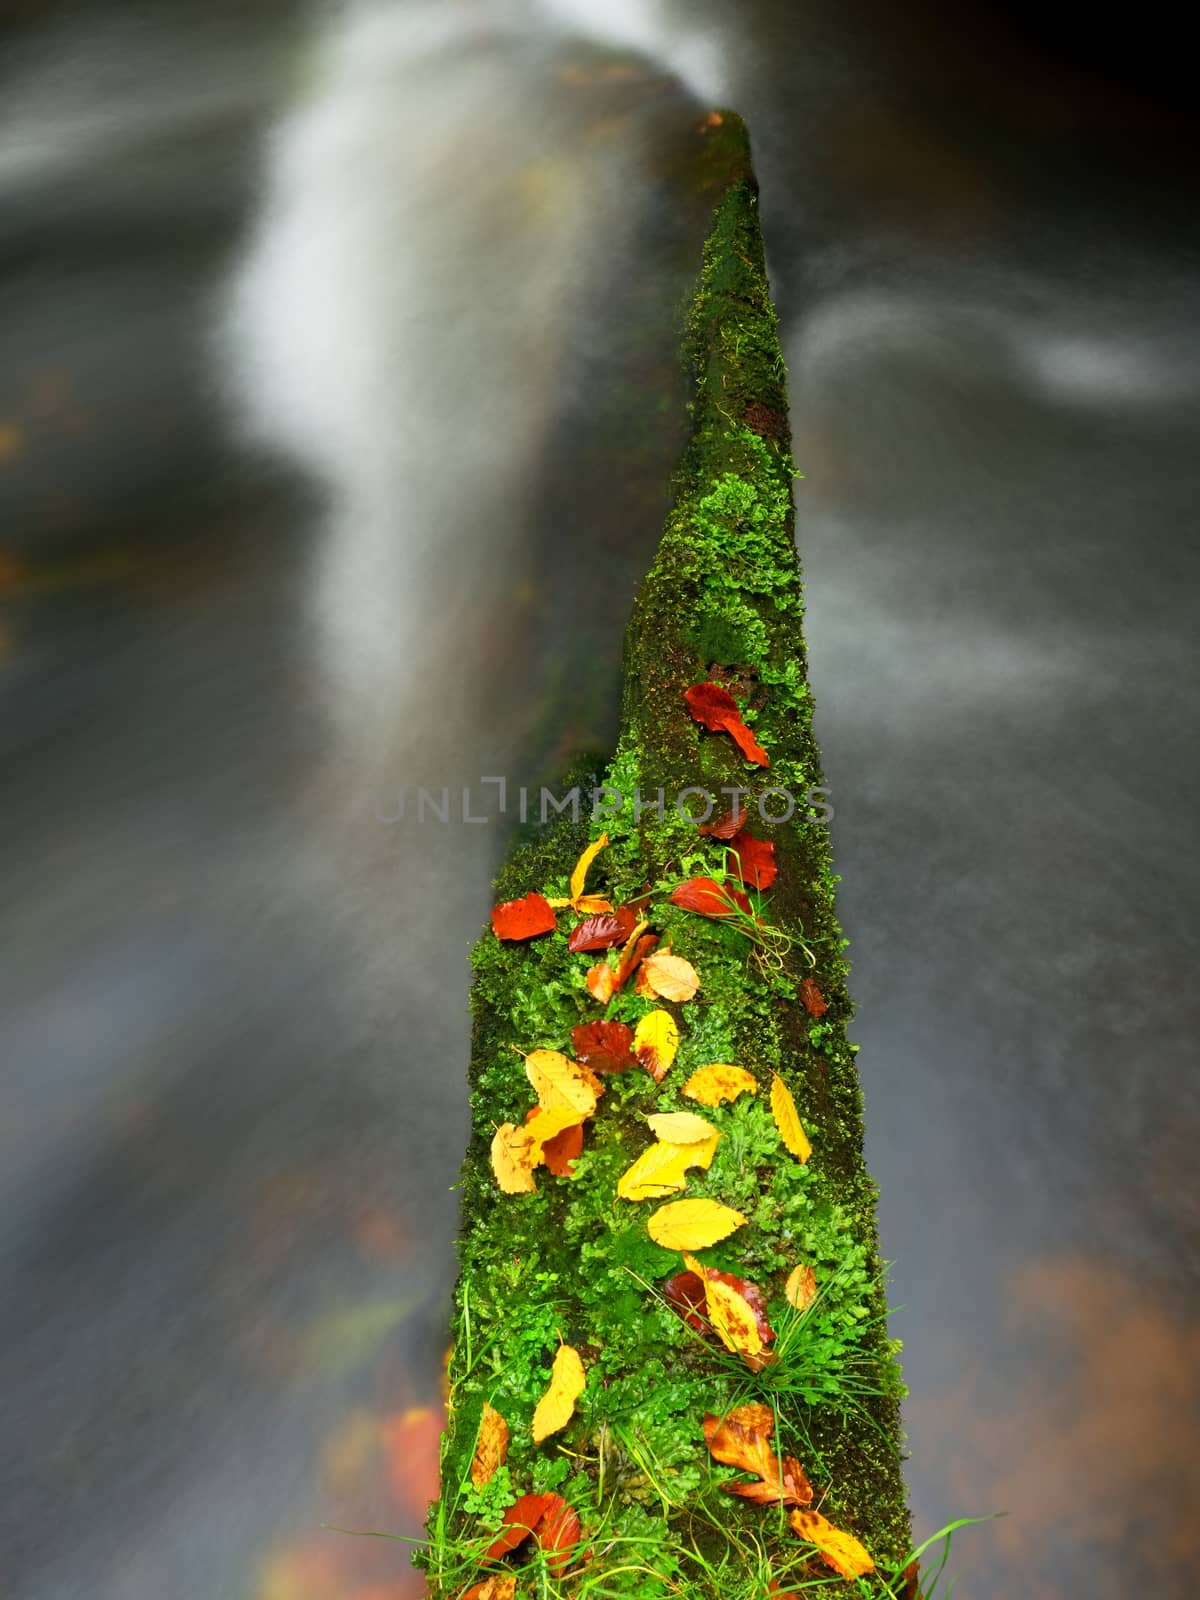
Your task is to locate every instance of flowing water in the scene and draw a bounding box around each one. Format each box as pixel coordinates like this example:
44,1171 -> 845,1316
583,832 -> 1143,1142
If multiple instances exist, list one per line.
2,3 -> 1197,1597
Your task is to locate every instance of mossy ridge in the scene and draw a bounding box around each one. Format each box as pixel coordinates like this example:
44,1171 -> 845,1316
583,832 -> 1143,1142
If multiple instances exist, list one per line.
424,114 -> 911,1599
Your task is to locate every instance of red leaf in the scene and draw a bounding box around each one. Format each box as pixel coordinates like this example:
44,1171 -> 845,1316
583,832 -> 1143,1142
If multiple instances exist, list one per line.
662,1270 -> 709,1333
484,1494 -> 552,1561
698,810 -> 746,840
723,717 -> 770,767
799,977 -> 827,1017
685,681 -> 742,731
541,1120 -> 584,1177
728,831 -> 777,891
685,682 -> 770,768
491,893 -> 556,940
571,1020 -> 636,1074
668,877 -> 752,919
535,1493 -> 582,1576
567,906 -> 637,952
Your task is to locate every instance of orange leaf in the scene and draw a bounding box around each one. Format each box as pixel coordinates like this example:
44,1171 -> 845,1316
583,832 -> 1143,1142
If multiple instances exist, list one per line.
541,1118 -> 584,1177
703,1405 -> 813,1508
479,1492 -> 580,1579
536,1493 -> 582,1576
639,951 -> 701,1002
491,893 -> 556,940
614,927 -> 657,989
470,1402 -> 509,1489
789,1509 -> 875,1580
460,1578 -> 517,1600
784,1263 -> 818,1313
585,963 -> 617,1004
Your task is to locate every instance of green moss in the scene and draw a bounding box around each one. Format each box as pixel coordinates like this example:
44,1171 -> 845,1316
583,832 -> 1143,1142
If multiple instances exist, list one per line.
423,113 -> 912,1599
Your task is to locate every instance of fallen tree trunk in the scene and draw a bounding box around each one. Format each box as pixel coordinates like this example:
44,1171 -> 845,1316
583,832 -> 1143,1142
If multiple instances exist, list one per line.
423,112 -> 912,1600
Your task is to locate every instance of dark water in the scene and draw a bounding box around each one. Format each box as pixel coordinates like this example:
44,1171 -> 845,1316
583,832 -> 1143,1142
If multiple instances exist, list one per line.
2,4 -> 1197,1598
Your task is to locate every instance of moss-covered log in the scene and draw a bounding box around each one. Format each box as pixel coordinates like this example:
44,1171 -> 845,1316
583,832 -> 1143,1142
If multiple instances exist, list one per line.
423,114 -> 911,1599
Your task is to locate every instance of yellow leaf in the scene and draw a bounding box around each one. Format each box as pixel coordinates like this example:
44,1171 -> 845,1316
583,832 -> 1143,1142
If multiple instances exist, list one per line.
683,1064 -> 758,1106
785,1263 -> 818,1312
639,951 -> 700,1002
645,1111 -> 718,1145
525,1104 -> 588,1160
547,833 -> 612,912
531,1344 -> 586,1443
616,1141 -> 697,1201
470,1402 -> 510,1488
688,1130 -> 722,1172
525,1049 -> 599,1118
646,1198 -> 746,1250
491,1123 -> 538,1193
683,1253 -> 763,1358
770,1072 -> 812,1163
632,1009 -> 679,1082
789,1508 -> 875,1579
570,833 -> 608,904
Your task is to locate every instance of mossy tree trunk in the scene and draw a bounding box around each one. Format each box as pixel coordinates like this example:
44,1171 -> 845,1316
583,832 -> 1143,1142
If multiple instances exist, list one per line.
423,114 -> 912,1600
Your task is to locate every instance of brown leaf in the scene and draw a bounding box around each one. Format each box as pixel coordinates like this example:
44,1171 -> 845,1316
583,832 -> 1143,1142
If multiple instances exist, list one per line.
491,893 -> 556,940
470,1402 -> 509,1489
567,907 -> 637,952
571,1019 -> 636,1074
799,976 -> 828,1017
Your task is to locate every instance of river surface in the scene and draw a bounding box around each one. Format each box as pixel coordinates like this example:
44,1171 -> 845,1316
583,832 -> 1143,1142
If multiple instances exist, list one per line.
2,4 -> 1198,1598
